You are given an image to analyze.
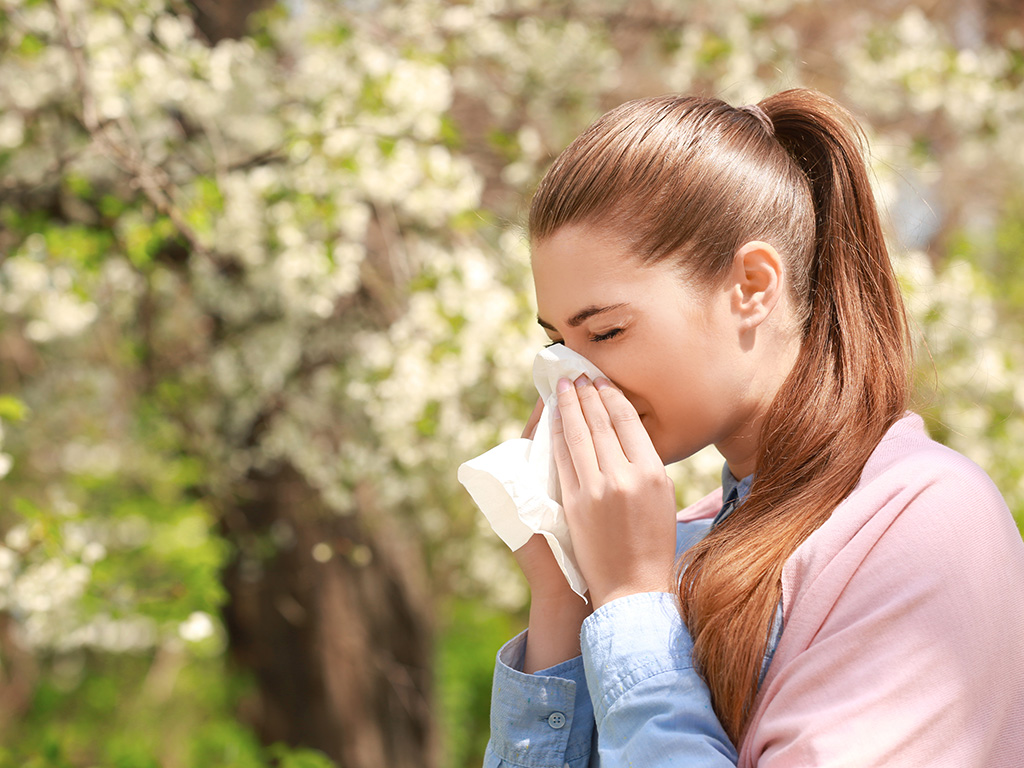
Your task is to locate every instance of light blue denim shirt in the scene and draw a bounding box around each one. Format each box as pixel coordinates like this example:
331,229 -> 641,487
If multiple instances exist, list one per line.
484,468 -> 779,768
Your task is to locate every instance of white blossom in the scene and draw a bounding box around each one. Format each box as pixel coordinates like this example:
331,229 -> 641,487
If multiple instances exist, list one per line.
1,0 -> 1021,659
179,611 -> 216,642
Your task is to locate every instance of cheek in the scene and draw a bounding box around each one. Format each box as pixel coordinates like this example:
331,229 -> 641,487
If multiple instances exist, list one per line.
636,362 -> 709,428
577,358 -> 646,415
598,367 -> 657,417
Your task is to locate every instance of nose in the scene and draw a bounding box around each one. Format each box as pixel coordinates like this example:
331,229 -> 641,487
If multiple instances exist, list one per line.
556,341 -> 600,369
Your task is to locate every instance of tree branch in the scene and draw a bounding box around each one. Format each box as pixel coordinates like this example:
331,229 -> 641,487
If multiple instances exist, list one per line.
52,0 -> 224,265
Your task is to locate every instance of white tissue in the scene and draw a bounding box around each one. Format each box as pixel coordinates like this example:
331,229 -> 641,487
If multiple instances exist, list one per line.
457,344 -> 607,600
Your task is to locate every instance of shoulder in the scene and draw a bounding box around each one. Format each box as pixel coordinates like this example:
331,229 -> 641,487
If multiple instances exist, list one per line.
752,414 -> 1024,766
853,412 -> 1010,534
824,412 -> 1009,535
784,412 -> 1023,605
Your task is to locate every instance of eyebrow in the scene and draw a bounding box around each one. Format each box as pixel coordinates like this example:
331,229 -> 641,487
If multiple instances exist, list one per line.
536,303 -> 628,331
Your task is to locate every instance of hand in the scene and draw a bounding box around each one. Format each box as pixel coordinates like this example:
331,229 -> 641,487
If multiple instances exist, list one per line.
515,397 -> 583,604
512,532 -> 583,605
552,375 -> 678,609
514,533 -> 592,672
522,395 -> 544,440
514,397 -> 592,672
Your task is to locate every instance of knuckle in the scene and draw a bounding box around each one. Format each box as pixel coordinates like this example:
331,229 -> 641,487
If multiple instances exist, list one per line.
659,477 -> 675,499
622,410 -> 643,427
588,414 -> 613,435
640,462 -> 661,478
579,385 -> 607,408
608,402 -> 641,425
606,472 -> 635,497
598,385 -> 629,407
644,467 -> 668,486
602,474 -> 623,495
564,426 -> 589,448
556,386 -> 577,408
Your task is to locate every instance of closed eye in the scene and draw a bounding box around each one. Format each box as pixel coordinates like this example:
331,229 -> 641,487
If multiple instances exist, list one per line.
543,328 -> 622,348
590,328 -> 623,342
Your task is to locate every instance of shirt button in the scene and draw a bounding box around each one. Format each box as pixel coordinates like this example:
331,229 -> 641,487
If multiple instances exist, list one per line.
547,711 -> 566,729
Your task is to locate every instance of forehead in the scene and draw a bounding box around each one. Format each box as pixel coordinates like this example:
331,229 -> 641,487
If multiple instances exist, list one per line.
533,226 -> 643,293
531,225 -> 682,317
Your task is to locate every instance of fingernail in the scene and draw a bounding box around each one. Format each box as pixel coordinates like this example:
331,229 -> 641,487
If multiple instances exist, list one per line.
594,377 -> 611,390
556,378 -> 571,393
574,374 -> 589,389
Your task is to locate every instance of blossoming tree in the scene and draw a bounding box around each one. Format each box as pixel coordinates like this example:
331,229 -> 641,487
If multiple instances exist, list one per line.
0,0 -> 1021,766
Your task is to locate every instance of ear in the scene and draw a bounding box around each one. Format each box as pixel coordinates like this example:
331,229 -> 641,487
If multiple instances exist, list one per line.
728,240 -> 785,330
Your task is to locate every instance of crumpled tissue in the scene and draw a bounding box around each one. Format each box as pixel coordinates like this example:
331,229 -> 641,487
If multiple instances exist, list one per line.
457,344 -> 606,600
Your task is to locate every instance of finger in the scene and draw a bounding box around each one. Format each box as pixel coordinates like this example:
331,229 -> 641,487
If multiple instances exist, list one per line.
522,396 -> 544,439
549,389 -> 579,492
574,374 -> 627,471
594,377 -> 660,464
555,376 -> 601,486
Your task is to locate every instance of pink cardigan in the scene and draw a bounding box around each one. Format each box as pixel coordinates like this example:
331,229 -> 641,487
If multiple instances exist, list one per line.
678,413 -> 1024,766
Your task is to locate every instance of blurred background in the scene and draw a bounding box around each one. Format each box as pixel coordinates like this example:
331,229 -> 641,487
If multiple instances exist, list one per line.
0,0 -> 1022,766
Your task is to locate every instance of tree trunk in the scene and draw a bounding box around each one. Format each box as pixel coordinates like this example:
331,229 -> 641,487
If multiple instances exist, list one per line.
220,463 -> 437,768
186,0 -> 275,43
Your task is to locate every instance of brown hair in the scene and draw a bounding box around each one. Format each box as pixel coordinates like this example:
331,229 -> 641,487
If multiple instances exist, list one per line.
529,89 -> 912,744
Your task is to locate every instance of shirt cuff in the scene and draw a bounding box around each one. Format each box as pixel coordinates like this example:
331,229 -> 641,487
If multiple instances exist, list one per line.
581,591 -> 699,725
487,630 -> 595,768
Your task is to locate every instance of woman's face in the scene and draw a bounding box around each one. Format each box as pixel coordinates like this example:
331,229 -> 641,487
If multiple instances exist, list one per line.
532,224 -> 764,471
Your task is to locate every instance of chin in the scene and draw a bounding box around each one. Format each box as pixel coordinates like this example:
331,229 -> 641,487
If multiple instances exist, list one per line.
642,418 -> 689,465
655,437 -> 707,467
657,449 -> 683,467
650,438 -> 680,466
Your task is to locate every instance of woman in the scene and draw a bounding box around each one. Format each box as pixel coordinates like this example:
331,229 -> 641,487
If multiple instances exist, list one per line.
482,89 -> 1024,766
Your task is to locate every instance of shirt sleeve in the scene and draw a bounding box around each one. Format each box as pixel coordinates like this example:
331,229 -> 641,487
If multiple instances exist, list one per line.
484,630 -> 595,768
485,520 -> 731,768
581,591 -> 738,766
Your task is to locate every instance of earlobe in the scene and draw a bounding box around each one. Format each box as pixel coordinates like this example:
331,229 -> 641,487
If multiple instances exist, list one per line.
731,240 -> 785,330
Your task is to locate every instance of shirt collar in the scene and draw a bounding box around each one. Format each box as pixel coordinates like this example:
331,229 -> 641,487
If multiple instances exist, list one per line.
714,463 -> 755,528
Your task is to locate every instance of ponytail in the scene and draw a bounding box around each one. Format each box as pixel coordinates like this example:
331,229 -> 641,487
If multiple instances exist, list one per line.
678,90 -> 913,744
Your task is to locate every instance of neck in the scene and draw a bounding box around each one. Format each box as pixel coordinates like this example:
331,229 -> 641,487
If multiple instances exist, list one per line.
717,323 -> 802,480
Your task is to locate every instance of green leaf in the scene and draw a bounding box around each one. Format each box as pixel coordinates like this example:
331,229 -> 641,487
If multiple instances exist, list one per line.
17,33 -> 45,58
0,396 -> 29,421
268,744 -> 338,768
